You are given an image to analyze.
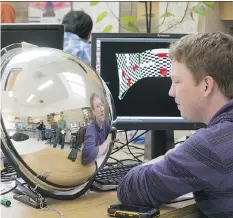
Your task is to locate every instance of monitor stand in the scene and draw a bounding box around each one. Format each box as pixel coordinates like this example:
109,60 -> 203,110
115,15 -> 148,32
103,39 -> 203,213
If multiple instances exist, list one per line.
144,130 -> 174,160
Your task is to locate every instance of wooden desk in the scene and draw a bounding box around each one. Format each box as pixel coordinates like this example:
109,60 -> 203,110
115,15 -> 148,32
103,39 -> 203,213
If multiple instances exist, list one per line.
1,191 -> 199,218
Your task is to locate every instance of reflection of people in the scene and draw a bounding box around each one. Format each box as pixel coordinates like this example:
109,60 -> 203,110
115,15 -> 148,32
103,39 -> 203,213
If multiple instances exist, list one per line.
36,121 -> 45,141
43,2 -> 55,17
53,113 -> 67,149
117,33 -> 233,216
82,93 -> 111,165
1,2 -> 15,23
62,11 -> 93,66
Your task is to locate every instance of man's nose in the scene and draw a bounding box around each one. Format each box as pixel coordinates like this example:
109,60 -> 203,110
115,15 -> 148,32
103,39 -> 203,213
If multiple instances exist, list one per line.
168,85 -> 175,97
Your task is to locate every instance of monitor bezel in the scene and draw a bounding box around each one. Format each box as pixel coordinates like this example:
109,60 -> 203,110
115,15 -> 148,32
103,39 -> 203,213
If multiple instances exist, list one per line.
1,23 -> 64,50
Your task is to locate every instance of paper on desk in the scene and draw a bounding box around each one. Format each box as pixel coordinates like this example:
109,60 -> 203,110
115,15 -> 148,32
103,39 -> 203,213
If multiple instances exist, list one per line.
169,192 -> 194,203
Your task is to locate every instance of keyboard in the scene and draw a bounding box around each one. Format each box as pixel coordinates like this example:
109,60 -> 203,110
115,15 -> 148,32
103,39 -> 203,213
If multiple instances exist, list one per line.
92,162 -> 142,191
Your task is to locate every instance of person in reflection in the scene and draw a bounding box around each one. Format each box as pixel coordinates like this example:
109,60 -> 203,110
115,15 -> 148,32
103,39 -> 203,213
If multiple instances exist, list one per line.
62,11 -> 93,66
117,33 -> 233,217
82,93 -> 111,165
36,120 -> 45,141
53,113 -> 67,150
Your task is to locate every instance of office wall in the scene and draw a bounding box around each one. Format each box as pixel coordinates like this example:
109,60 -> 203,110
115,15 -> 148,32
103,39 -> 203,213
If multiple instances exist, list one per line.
10,2 -> 28,23
197,2 -> 233,33
158,2 -> 199,34
9,1 -> 231,34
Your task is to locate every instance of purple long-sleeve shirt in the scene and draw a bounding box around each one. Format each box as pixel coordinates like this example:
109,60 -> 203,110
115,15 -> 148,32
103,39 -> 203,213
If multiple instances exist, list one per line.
117,99 -> 233,217
82,120 -> 110,165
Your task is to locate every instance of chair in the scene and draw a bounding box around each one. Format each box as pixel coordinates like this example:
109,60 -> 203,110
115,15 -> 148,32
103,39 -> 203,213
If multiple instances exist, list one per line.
44,128 -> 53,145
68,126 -> 87,162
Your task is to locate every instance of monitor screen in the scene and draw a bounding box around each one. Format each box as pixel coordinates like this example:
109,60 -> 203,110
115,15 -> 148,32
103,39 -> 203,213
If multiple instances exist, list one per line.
70,122 -> 77,129
92,34 -> 185,118
1,24 -> 64,50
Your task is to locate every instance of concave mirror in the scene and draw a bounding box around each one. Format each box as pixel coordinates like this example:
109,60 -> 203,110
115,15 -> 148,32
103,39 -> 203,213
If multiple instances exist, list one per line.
0,42 -> 116,200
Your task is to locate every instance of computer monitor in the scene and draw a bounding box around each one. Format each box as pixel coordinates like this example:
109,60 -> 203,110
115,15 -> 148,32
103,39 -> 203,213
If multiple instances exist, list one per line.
91,33 -> 206,159
70,122 -> 78,129
1,24 -> 64,50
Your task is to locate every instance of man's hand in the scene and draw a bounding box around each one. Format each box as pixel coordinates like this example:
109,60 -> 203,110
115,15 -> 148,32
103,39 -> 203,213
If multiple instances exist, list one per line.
99,134 -> 111,155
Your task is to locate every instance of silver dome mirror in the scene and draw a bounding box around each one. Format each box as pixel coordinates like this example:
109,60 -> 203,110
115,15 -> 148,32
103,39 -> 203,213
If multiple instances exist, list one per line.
0,42 -> 116,200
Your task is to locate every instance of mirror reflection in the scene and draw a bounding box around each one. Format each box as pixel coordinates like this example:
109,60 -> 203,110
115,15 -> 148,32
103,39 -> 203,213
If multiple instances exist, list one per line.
82,93 -> 111,166
0,44 -> 114,195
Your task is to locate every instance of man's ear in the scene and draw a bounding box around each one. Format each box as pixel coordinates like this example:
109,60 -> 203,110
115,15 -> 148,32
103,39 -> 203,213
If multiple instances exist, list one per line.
204,76 -> 214,97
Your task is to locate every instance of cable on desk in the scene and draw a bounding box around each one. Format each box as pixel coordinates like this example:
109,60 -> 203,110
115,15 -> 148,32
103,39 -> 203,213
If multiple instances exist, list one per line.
0,184 -> 17,195
107,130 -> 148,166
113,141 -> 145,151
111,130 -> 148,155
125,131 -> 142,162
108,157 -> 124,165
1,164 -> 18,182
174,140 -> 185,146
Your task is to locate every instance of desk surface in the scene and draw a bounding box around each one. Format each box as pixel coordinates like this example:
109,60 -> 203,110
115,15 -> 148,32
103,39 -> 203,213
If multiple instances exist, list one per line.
1,191 -> 199,218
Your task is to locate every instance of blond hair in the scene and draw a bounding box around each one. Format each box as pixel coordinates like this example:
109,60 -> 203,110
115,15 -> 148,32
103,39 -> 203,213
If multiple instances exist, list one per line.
169,32 -> 233,99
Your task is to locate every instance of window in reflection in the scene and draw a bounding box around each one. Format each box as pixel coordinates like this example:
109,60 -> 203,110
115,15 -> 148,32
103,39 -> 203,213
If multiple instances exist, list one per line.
68,81 -> 85,98
61,72 -> 84,85
4,68 -> 22,91
37,80 -> 54,91
61,72 -> 86,98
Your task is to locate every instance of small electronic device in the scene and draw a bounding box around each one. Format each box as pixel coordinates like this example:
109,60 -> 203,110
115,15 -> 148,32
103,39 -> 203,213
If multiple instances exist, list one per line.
107,204 -> 160,218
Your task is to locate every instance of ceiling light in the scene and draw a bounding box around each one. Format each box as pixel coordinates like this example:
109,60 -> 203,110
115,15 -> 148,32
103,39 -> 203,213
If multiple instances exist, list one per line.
26,94 -> 35,102
37,80 -> 54,91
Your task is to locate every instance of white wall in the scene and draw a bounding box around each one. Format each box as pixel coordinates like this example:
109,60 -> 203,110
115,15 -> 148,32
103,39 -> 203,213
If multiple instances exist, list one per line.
197,2 -> 233,33
158,2 -> 199,34
158,2 -> 232,34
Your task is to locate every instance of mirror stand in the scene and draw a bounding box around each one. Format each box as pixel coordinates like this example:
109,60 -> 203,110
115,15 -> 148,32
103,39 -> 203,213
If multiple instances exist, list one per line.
13,178 -> 46,209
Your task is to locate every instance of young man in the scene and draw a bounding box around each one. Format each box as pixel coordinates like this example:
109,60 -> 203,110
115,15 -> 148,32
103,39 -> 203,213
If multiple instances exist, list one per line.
62,11 -> 93,66
53,113 -> 67,149
82,93 -> 111,165
36,120 -> 45,141
117,32 -> 233,217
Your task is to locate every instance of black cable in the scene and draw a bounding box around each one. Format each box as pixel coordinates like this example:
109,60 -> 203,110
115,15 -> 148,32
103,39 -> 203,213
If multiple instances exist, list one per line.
108,157 -> 124,165
125,131 -> 142,162
107,158 -> 142,166
0,184 -> 17,195
111,130 -> 148,155
135,154 -> 144,158
123,145 -> 144,151
121,151 -> 144,155
129,130 -> 138,142
114,142 -> 145,152
174,140 -> 185,146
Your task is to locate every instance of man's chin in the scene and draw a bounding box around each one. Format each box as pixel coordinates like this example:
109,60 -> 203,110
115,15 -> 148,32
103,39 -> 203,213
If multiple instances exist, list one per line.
180,111 -> 188,120
181,113 -> 199,123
